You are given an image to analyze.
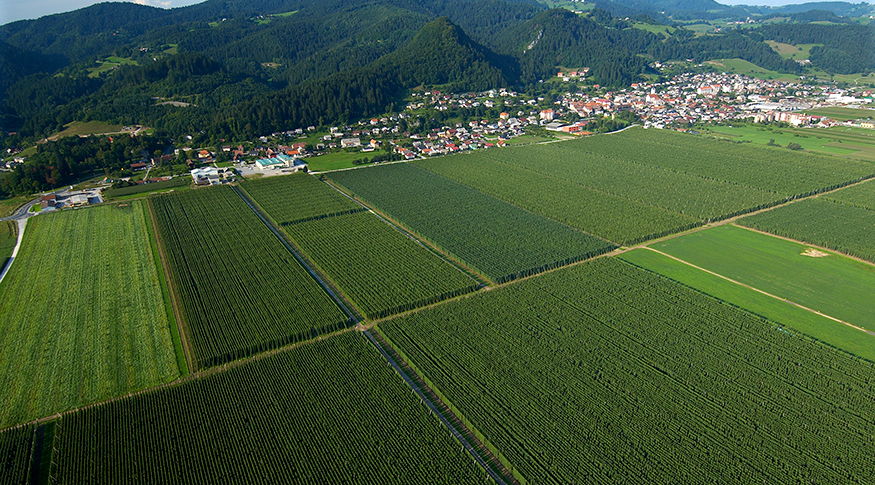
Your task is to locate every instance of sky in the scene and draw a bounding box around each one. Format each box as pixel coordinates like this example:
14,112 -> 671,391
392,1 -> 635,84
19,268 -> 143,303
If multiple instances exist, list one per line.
1,0 -> 206,26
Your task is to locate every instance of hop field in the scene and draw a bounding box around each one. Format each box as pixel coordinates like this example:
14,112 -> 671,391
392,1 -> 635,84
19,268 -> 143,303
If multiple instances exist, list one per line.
379,258 -> 875,484
45,333 -> 489,484
149,186 -> 349,369
329,164 -> 615,283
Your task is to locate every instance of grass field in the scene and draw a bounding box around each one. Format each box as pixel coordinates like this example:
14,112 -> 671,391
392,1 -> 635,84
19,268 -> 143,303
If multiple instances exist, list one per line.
307,150 -> 388,172
49,121 -> 124,140
88,56 -> 138,78
649,224 -> 875,331
705,58 -> 802,82
0,202 -> 179,428
0,220 -> 18,270
807,107 -> 875,121
619,247 -> 875,361
0,196 -> 29,218
765,41 -> 821,60
103,176 -> 191,200
701,125 -> 867,157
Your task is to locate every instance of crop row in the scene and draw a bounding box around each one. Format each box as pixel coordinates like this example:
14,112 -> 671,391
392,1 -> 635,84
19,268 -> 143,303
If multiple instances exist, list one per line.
283,211 -> 479,319
0,202 -> 178,428
239,172 -> 362,225
149,186 -> 348,369
379,258 -> 875,484
485,142 -> 781,220
0,424 -> 35,485
737,197 -> 875,263
580,128 -> 875,196
823,179 -> 875,210
416,154 -> 700,245
329,164 -> 615,283
45,333 -> 488,484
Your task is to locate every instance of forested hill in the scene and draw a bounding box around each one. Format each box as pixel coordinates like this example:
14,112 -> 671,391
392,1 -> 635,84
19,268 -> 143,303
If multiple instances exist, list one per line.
0,0 -> 871,161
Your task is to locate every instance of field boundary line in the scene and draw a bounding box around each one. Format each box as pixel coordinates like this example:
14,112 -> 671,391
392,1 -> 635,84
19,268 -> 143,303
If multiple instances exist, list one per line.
363,329 -> 513,485
642,247 -> 875,337
320,177 -> 491,287
732,223 -> 875,269
232,185 -> 362,323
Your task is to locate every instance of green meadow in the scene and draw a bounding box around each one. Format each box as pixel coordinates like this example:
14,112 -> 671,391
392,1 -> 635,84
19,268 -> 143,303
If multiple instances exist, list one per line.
647,224 -> 875,332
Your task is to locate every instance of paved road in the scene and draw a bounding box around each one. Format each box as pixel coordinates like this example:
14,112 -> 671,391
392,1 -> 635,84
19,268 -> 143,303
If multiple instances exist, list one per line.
1,197 -> 39,221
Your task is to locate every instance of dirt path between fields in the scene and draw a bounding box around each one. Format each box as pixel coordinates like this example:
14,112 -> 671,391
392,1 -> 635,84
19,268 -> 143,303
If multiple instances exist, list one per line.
642,246 -> 875,337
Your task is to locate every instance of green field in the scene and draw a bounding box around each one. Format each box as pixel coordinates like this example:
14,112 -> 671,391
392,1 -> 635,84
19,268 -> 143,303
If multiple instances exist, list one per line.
807,106 -> 875,122
49,121 -> 124,140
284,211 -> 479,319
0,202 -> 178,428
705,58 -> 802,82
619,247 -> 875,361
239,172 -> 362,225
649,224 -> 875,331
329,163 -> 615,283
825,178 -> 875,209
45,333 -> 488,484
702,125 -> 869,157
0,196 -> 29,218
379,258 -> 875,484
415,152 -> 700,245
738,197 -> 875,263
0,220 -> 17,269
149,186 -> 348,369
0,424 -> 36,484
765,41 -> 821,60
307,150 -> 389,172
103,176 -> 191,199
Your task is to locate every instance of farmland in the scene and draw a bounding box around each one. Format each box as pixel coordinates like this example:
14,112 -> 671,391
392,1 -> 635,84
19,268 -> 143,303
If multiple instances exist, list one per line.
416,152 -> 700,245
103,176 -> 191,199
649,224 -> 875,331
46,333 -> 488,484
824,178 -> 875,209
378,258 -> 875,484
283,211 -> 479,319
239,173 -> 363,225
0,424 -> 35,485
619,248 -> 875,361
329,163 -> 615,283
149,186 -> 348,369
738,198 -> 875,264
0,202 -> 178,428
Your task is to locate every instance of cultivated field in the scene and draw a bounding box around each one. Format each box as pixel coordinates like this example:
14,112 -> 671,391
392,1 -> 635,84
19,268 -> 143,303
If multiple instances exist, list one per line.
103,176 -> 191,199
329,164 -> 615,283
619,247 -> 875,361
149,186 -> 348,369
45,333 -> 488,484
649,224 -> 875,331
412,127 -> 873,246
379,258 -> 875,484
0,203 -> 178,428
738,197 -> 875,264
239,172 -> 363,225
824,178 -> 875,209
284,210 -> 479,319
